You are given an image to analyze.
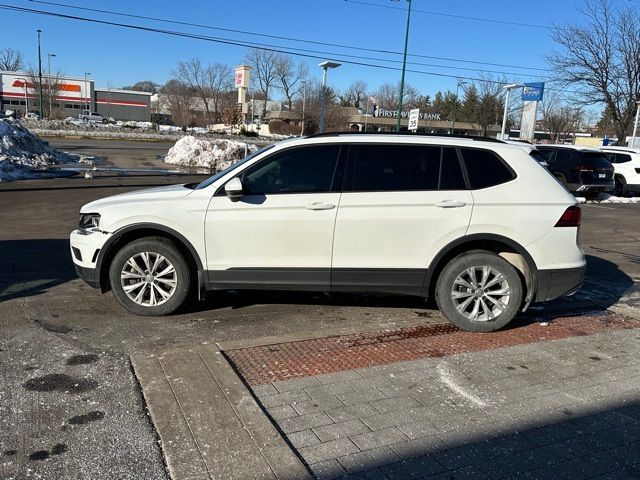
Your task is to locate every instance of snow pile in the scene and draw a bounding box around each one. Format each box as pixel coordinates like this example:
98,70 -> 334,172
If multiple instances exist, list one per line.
577,194 -> 640,204
164,136 -> 257,170
0,118 -> 80,181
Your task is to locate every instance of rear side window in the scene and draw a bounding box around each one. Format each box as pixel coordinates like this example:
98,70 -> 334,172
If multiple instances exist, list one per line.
350,144 -> 441,191
537,149 -> 555,162
616,153 -> 632,164
460,148 -> 515,189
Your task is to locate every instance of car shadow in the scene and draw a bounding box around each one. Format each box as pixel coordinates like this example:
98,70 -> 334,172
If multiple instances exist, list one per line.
0,239 -> 77,303
186,254 -> 636,325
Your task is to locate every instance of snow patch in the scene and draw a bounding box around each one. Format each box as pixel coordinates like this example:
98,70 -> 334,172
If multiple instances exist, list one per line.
578,194 -> 640,204
164,136 -> 257,170
0,119 -> 85,181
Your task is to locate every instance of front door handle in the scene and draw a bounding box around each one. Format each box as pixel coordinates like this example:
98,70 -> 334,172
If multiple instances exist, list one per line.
305,202 -> 336,211
435,200 -> 467,208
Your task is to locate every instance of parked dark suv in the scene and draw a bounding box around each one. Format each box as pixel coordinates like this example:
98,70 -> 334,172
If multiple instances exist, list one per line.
537,145 -> 614,198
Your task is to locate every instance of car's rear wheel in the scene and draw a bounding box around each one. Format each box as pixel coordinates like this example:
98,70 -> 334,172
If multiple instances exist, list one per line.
109,237 -> 190,316
614,175 -> 628,197
435,251 -> 523,332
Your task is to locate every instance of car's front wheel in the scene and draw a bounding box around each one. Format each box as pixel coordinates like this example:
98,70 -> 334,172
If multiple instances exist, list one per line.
435,251 -> 523,332
109,237 -> 190,316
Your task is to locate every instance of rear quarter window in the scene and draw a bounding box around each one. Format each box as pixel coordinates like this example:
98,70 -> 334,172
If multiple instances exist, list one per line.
580,152 -> 612,168
460,148 -> 515,189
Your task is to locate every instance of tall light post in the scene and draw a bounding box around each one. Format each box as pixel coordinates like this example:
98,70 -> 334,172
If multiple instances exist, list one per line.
36,29 -> 43,119
301,80 -> 307,136
631,101 -> 640,147
47,53 -> 56,118
450,80 -> 467,134
394,0 -> 413,132
318,61 -> 341,133
84,72 -> 91,115
500,83 -> 523,140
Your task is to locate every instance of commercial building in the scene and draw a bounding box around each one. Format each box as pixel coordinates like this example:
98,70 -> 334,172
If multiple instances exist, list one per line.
0,70 -> 152,121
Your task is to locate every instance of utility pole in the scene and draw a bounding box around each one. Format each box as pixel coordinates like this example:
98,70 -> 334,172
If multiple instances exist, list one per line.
395,0 -> 413,132
47,53 -> 56,118
301,81 -> 306,136
36,29 -> 43,119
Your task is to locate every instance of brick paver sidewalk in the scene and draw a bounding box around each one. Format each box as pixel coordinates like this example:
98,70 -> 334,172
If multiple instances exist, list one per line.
229,318 -> 640,479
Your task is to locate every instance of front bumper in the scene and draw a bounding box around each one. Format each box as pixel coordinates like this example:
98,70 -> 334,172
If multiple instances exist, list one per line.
535,266 -> 586,302
70,229 -> 111,289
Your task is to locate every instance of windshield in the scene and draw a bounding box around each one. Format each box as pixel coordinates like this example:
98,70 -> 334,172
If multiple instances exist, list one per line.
194,144 -> 275,190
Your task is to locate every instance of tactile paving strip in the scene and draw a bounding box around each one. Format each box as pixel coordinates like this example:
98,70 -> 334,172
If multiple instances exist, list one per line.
226,312 -> 640,385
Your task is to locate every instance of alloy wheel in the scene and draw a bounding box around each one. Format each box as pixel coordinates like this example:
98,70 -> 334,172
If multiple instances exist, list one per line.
120,251 -> 177,307
450,265 -> 511,322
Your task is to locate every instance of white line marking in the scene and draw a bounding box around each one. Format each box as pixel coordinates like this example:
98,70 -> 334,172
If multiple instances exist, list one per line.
436,364 -> 487,407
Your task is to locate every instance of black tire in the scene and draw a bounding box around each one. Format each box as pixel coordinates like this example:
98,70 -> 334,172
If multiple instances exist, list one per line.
614,175 -> 628,197
109,237 -> 191,316
435,251 -> 523,332
584,192 -> 600,200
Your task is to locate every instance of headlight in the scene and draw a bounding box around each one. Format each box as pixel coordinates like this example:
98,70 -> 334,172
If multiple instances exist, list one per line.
79,213 -> 101,230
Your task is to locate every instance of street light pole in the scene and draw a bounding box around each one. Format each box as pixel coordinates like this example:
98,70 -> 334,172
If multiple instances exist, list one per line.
451,80 -> 467,134
318,61 -> 341,133
36,29 -> 43,119
500,83 -> 523,140
395,0 -> 413,132
301,81 -> 306,136
84,72 -> 91,116
631,101 -> 640,148
47,53 -> 56,118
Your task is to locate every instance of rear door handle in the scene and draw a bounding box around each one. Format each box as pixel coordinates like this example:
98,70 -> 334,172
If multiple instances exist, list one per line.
305,202 -> 336,210
435,200 -> 467,208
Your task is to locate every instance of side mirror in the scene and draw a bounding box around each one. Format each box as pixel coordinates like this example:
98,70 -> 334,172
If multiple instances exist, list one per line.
224,177 -> 243,201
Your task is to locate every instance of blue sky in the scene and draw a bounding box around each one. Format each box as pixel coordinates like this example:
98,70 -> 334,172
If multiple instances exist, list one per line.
0,0 -> 628,97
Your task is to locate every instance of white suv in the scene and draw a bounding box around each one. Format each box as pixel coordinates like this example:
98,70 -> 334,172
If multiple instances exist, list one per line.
70,134 -> 585,332
600,146 -> 640,196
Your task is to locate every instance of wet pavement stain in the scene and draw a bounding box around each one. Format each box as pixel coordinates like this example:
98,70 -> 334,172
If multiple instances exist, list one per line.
23,374 -> 97,393
51,444 -> 68,455
28,450 -> 50,461
589,356 -> 602,361
4,450 -> 17,456
68,411 -> 105,425
66,354 -> 99,366
32,319 -> 72,334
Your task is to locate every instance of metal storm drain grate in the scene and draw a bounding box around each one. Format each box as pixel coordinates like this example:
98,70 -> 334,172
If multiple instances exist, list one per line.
226,312 -> 640,386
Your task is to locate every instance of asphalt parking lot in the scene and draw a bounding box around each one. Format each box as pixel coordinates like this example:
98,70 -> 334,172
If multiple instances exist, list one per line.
1,139 -> 639,479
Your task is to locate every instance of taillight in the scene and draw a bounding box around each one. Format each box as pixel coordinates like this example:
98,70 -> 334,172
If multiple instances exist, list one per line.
555,206 -> 581,227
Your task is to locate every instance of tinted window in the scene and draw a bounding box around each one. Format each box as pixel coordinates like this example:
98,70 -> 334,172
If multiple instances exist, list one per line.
603,152 -> 616,163
439,148 -> 466,190
529,149 -> 547,164
350,145 -> 441,191
616,153 -> 632,164
555,149 -> 574,163
460,148 -> 515,189
537,149 -> 555,162
579,152 -> 612,168
242,145 -> 341,194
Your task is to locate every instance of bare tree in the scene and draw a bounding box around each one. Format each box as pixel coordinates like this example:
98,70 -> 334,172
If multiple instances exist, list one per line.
161,79 -> 193,127
246,48 -> 279,119
0,47 -> 24,71
548,0 -> 640,143
465,75 -> 510,136
26,69 -> 65,119
204,63 -> 234,122
373,82 -> 418,111
339,80 -> 368,109
121,80 -> 158,93
274,55 -> 308,110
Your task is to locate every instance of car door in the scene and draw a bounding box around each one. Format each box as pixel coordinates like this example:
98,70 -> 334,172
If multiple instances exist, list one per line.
331,143 -> 473,296
205,143 -> 344,290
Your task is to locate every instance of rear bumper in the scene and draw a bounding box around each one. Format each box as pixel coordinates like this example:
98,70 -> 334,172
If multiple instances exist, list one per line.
573,183 -> 614,193
535,266 -> 586,302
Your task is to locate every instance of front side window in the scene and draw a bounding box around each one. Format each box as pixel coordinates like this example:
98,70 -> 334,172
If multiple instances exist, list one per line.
460,148 -> 515,189
242,145 -> 341,195
350,144 -> 441,191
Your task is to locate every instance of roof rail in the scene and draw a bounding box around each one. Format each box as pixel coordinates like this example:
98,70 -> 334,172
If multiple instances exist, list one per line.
304,131 -> 505,143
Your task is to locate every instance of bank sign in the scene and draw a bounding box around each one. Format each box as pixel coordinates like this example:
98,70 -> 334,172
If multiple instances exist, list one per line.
522,82 -> 544,102
375,109 -> 444,121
